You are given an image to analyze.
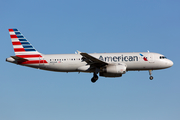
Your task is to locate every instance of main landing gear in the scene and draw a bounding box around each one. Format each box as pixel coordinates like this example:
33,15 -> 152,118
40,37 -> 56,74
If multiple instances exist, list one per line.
149,70 -> 153,80
91,72 -> 99,83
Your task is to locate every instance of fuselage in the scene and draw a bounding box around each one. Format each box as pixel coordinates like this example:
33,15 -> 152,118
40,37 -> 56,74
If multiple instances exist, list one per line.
7,52 -> 173,73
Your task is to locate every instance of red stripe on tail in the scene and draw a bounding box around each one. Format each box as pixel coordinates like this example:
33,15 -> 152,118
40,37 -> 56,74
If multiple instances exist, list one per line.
9,29 -> 14,32
12,41 -> 22,45
16,55 -> 42,58
10,35 -> 18,38
19,60 -> 48,64
14,48 -> 25,52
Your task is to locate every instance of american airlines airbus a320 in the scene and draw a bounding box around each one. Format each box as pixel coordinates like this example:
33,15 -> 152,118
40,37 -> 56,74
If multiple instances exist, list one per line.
6,29 -> 173,83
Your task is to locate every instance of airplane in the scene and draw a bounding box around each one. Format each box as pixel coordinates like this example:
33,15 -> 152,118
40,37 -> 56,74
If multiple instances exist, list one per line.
6,29 -> 173,83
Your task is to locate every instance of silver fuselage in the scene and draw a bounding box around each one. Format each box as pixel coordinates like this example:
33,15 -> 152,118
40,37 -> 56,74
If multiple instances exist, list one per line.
7,52 -> 173,73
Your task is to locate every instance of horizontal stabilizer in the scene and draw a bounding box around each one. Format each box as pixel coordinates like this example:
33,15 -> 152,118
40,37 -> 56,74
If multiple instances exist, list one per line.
11,56 -> 28,61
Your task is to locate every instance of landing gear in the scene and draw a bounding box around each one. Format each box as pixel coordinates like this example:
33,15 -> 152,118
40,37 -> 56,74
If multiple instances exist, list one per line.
149,70 -> 153,80
149,76 -> 153,80
91,72 -> 99,83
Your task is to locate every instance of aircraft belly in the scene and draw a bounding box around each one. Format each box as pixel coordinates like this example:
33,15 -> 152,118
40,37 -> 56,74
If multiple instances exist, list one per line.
46,62 -> 84,72
126,61 -> 163,71
20,64 -> 40,69
126,62 -> 141,70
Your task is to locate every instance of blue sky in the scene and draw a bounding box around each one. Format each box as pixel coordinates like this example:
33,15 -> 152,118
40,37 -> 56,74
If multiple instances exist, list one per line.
1,0 -> 180,120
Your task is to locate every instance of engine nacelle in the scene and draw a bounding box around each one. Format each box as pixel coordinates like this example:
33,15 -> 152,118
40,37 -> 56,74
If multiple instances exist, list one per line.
103,64 -> 126,74
99,64 -> 126,77
99,72 -> 122,77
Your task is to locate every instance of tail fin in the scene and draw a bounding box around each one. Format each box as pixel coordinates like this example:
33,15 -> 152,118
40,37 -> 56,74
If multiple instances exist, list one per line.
9,28 -> 41,56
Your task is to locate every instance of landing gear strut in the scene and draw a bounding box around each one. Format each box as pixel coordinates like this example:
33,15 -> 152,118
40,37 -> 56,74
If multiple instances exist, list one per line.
91,72 -> 99,83
149,70 -> 153,80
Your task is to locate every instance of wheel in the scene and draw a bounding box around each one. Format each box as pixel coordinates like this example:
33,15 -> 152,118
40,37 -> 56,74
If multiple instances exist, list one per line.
91,78 -> 96,83
91,76 -> 98,83
149,76 -> 153,80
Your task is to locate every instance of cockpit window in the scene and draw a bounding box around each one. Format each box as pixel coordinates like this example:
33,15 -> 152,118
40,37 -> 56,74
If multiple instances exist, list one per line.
160,56 -> 167,59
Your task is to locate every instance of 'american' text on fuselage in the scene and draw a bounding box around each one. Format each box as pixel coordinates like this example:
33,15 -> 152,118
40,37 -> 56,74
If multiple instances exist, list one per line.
99,55 -> 138,62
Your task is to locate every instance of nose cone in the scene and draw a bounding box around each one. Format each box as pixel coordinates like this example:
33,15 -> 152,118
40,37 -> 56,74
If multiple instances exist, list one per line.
167,59 -> 173,68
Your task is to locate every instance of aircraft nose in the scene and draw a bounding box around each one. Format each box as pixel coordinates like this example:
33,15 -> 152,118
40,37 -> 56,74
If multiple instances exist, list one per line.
167,60 -> 173,67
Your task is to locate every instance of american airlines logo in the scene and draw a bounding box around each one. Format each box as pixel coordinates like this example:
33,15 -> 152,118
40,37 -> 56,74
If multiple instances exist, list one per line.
139,53 -> 148,61
99,55 -> 138,62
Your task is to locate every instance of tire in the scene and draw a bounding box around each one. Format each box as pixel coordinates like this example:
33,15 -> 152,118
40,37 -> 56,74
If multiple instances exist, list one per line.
149,76 -> 153,80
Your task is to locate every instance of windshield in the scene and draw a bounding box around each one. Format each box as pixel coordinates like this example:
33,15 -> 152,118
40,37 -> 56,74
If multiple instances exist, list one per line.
160,56 -> 167,59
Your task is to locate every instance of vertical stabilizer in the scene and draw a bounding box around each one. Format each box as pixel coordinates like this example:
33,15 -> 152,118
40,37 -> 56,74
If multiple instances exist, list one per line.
9,28 -> 41,56
8,29 -> 47,64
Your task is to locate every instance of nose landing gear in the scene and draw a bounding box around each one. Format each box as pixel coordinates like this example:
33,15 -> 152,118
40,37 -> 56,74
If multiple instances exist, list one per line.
149,70 -> 153,80
149,76 -> 153,80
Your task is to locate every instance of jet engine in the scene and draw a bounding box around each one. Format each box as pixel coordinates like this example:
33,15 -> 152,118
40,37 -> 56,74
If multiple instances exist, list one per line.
99,64 -> 126,77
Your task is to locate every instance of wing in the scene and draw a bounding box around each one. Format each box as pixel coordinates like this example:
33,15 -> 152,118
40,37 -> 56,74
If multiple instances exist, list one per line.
80,52 -> 108,68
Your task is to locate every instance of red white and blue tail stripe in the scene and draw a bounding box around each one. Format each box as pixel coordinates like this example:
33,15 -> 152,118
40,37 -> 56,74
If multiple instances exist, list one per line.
9,29 -> 47,64
9,28 -> 40,55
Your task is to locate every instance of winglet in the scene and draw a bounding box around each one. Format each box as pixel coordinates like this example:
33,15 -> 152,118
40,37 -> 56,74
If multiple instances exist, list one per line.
76,50 -> 81,54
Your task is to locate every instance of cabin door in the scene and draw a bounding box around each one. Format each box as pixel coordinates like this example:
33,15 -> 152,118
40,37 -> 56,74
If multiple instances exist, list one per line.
148,53 -> 154,63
